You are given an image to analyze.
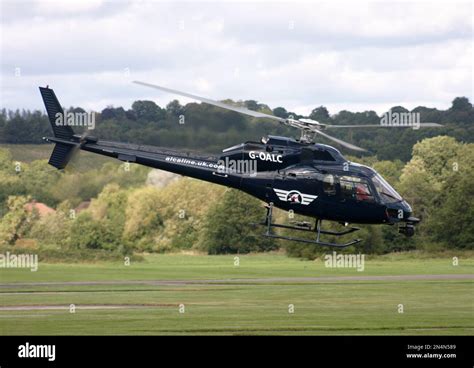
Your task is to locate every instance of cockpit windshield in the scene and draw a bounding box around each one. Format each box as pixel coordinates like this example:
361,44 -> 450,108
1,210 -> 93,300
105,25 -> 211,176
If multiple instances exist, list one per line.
372,174 -> 403,203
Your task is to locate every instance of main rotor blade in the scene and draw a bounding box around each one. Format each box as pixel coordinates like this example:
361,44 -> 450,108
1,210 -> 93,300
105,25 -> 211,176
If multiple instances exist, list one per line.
133,81 -> 286,123
324,123 -> 443,128
314,129 -> 367,152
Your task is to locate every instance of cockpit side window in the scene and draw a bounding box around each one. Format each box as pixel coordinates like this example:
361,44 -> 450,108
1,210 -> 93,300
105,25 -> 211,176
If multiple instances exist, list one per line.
323,174 -> 336,196
354,182 -> 374,202
340,178 -> 355,200
339,176 -> 375,202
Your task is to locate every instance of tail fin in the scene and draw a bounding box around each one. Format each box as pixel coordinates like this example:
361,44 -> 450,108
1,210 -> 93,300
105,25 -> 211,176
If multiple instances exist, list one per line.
39,86 -> 76,169
39,86 -> 74,140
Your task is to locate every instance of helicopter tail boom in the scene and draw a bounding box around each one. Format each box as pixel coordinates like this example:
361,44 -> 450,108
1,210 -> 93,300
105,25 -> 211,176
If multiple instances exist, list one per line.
76,138 -> 243,189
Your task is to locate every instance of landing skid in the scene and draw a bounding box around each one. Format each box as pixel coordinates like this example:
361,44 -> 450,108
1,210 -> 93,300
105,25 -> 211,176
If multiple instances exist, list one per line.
256,202 -> 362,248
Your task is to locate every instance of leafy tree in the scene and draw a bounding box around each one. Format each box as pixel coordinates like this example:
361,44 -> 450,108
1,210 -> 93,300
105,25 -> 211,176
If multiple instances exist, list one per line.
132,100 -> 166,122
68,212 -> 113,250
244,100 -> 259,111
201,189 -> 277,254
29,201 -> 73,246
309,106 -> 330,122
20,159 -> 62,206
273,107 -> 288,118
100,106 -> 127,121
123,187 -> 164,251
0,174 -> 24,216
450,97 -> 472,112
410,136 -> 460,180
399,136 -> 473,248
0,148 -> 14,171
372,160 -> 404,186
87,183 -> 128,251
426,144 -> 474,248
166,99 -> 184,117
0,149 -> 26,208
51,161 -> 149,206
0,196 -> 34,245
154,178 -> 226,251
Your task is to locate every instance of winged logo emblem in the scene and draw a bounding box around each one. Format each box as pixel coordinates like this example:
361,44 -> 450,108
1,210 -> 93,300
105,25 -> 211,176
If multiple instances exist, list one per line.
273,189 -> 318,205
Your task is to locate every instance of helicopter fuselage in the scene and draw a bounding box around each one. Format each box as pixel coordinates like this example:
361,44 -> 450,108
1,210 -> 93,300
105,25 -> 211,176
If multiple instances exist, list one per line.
38,85 -> 429,245
46,134 -> 416,229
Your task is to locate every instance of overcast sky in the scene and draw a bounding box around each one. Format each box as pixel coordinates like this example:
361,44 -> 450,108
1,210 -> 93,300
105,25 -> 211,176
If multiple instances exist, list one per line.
1,0 -> 472,115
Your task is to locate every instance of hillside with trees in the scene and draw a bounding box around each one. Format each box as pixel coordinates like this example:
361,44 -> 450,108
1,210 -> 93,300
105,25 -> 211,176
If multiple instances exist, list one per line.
0,97 -> 473,259
1,96 -> 473,161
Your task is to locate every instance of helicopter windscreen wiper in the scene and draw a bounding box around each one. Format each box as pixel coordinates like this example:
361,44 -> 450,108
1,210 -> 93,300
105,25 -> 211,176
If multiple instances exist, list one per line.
133,81 -> 442,152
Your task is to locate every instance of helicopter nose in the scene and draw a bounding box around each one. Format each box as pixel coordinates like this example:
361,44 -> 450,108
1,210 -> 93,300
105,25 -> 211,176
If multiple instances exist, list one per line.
385,200 -> 412,222
400,200 -> 412,214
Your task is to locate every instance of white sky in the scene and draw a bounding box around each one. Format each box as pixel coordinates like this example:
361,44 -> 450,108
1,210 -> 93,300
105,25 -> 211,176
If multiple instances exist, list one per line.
0,0 -> 473,115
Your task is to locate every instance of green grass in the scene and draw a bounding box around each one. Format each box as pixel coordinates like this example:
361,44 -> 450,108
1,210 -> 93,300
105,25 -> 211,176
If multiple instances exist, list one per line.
2,144 -> 53,162
1,252 -> 472,283
4,143 -> 114,170
0,253 -> 473,335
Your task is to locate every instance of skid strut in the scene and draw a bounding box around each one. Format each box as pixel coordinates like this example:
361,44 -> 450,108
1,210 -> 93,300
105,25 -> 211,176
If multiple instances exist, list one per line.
259,202 -> 361,248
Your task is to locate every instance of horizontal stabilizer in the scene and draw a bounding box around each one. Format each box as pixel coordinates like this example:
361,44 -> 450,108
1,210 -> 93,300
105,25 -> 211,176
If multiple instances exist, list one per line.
48,142 -> 76,169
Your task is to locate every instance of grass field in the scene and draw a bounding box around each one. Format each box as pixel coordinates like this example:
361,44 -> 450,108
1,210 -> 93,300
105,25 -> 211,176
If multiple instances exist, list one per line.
0,253 -> 473,335
2,144 -> 53,162
3,143 -> 114,170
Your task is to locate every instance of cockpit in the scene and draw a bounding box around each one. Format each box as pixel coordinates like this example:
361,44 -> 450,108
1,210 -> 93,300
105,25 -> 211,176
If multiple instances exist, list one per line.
329,162 -> 404,205
280,164 -> 404,205
371,174 -> 403,204
337,173 -> 403,204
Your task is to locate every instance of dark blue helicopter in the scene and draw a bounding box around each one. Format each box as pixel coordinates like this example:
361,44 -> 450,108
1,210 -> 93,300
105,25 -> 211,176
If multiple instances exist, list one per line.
40,83 -> 441,247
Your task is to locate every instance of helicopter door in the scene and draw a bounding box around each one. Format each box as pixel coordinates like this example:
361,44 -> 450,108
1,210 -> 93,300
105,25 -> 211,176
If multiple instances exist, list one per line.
337,175 -> 378,221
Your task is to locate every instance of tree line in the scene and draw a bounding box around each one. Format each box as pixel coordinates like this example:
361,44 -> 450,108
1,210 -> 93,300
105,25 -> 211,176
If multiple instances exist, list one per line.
1,96 -> 473,162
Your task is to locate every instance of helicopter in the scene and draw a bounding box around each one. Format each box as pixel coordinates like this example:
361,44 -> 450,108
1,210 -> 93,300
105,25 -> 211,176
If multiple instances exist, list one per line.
39,83 -> 442,248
